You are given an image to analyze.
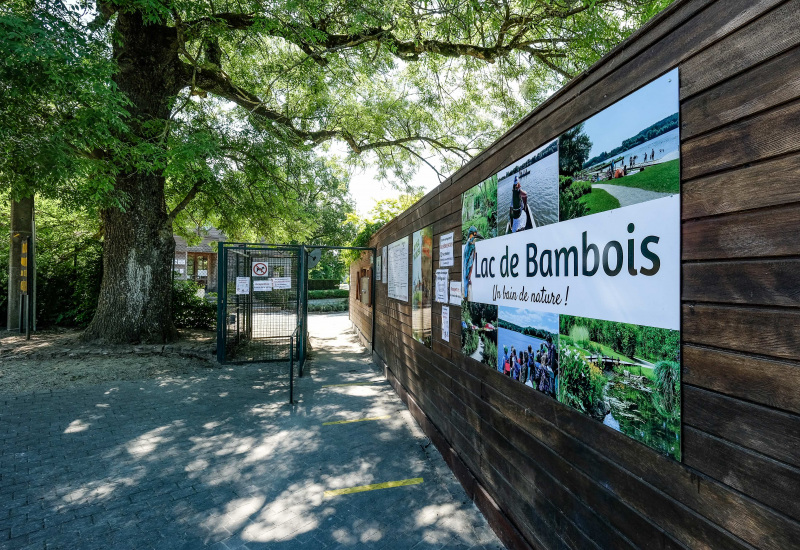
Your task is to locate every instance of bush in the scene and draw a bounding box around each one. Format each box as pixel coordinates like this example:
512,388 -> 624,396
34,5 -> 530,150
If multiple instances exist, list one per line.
462,329 -> 479,356
308,289 -> 349,299
558,345 -> 607,419
172,279 -> 216,330
308,300 -> 348,312
652,360 -> 680,418
309,279 -> 340,290
569,325 -> 590,347
483,336 -> 497,368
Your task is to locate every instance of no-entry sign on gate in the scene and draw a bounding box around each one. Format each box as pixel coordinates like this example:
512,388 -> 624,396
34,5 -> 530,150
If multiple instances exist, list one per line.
251,261 -> 269,277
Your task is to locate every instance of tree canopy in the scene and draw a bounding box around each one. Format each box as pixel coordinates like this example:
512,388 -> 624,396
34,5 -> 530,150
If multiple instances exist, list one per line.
0,0 -> 673,342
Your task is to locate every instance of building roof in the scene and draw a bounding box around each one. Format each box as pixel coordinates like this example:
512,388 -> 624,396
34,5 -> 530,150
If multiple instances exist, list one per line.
174,227 -> 226,253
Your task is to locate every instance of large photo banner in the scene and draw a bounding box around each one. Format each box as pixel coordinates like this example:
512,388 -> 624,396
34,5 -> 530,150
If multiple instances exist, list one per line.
461,69 -> 682,460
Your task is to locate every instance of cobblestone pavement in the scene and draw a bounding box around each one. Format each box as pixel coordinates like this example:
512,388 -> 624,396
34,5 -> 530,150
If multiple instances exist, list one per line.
0,313 -> 503,550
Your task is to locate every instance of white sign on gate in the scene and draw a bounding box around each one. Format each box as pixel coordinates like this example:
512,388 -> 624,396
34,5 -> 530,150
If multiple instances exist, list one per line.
272,277 -> 292,290
235,277 -> 250,295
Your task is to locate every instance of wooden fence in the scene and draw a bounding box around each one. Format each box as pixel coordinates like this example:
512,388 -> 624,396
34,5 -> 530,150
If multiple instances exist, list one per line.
350,1 -> 800,548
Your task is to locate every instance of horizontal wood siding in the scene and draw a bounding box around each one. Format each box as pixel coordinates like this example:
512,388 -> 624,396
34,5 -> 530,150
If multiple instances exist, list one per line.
351,1 -> 800,547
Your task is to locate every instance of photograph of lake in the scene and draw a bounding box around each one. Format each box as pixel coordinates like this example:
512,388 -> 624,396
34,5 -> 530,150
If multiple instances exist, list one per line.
558,68 -> 680,220
497,139 -> 558,234
558,314 -> 681,460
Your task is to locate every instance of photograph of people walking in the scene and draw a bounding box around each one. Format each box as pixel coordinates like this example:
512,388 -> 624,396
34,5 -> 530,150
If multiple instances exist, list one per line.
497,308 -> 559,397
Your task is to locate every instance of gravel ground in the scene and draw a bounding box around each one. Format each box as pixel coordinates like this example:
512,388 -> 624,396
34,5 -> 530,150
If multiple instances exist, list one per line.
0,328 -> 218,395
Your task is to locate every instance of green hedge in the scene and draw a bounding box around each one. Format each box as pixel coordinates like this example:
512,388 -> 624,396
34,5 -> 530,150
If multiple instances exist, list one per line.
308,289 -> 349,299
308,300 -> 348,312
309,279 -> 340,290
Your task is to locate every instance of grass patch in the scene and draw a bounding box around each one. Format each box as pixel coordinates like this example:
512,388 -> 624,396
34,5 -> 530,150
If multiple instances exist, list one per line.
579,189 -> 620,215
606,158 -> 680,193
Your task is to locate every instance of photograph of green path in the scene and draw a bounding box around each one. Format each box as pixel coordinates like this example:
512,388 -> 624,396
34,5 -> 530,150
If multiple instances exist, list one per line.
558,68 -> 680,221
461,301 -> 498,369
558,315 -> 681,460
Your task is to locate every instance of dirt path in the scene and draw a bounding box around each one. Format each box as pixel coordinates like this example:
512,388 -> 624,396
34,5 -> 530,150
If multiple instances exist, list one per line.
592,183 -> 671,208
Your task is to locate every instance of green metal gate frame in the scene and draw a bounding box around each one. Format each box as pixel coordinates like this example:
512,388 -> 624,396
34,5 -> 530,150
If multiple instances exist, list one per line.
216,243 -> 377,400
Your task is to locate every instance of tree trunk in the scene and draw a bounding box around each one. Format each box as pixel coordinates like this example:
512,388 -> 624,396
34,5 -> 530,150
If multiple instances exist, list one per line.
83,13 -> 184,343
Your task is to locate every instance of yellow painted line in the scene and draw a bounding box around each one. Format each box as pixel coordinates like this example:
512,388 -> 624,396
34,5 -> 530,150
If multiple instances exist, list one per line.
324,477 -> 424,497
322,415 -> 391,426
320,381 -> 384,388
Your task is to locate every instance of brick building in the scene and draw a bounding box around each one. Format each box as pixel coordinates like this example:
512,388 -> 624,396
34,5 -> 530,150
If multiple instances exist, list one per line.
172,227 -> 225,290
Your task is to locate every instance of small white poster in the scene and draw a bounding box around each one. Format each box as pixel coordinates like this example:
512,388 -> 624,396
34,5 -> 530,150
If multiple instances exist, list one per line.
449,281 -> 462,305
253,279 -> 273,292
387,237 -> 409,301
382,246 -> 388,283
439,232 -> 454,267
236,277 -> 250,295
251,261 -> 269,277
435,269 -> 448,303
272,277 -> 292,290
441,305 -> 450,342
197,269 -> 208,277
174,258 -> 186,265
376,255 -> 382,281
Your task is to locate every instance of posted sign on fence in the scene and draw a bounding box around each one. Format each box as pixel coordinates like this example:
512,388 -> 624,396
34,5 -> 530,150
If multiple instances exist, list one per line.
461,69 -> 682,461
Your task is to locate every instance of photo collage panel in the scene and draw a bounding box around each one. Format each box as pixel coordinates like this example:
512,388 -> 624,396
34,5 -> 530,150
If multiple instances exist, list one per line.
460,69 -> 681,460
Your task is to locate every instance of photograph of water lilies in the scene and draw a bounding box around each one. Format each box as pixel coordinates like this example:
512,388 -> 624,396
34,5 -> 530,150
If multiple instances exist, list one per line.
460,69 -> 681,461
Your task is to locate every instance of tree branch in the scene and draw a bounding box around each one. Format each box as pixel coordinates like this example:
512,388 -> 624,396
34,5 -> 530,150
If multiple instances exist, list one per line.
168,180 -> 204,222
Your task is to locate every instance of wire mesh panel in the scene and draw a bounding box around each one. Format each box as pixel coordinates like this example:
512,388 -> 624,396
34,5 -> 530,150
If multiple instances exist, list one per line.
219,244 -> 302,363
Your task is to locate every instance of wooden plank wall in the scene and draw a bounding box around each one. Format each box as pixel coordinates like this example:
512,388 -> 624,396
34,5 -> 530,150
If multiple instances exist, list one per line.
349,254 -> 373,345
351,0 -> 800,548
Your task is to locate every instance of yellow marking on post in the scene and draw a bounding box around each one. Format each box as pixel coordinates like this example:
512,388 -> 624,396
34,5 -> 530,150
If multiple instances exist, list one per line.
324,477 -> 423,497
322,415 -> 390,426
321,381 -> 383,388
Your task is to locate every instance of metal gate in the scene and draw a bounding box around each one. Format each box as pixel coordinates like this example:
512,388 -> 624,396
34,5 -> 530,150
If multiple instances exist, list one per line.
216,243 -> 377,402
216,243 -> 306,366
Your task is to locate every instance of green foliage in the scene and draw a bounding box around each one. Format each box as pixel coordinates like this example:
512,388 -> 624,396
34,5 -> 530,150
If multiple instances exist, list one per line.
584,114 -> 679,168
559,176 -> 591,221
652,360 -> 681,419
558,345 -> 607,418
483,336 -> 498,369
172,279 -> 216,330
461,175 -> 498,241
463,330 -> 479,356
569,325 -> 590,347
344,193 -> 423,263
308,300 -> 348,312
308,280 -> 340,291
560,316 -> 680,364
0,2 -> 128,205
559,124 -> 593,177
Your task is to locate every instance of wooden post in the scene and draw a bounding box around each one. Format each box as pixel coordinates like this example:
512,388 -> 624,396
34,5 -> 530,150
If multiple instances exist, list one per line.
8,196 -> 34,332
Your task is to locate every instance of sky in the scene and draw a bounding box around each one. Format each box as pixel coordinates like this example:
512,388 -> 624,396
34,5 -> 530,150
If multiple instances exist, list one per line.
346,158 -> 441,217
580,68 -> 679,159
499,307 -> 559,332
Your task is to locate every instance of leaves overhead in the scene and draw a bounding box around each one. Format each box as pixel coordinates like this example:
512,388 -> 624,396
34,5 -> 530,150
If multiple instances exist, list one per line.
1,0 -> 672,242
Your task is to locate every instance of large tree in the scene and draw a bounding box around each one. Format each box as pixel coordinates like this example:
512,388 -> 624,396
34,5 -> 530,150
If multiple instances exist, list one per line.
2,0 -> 670,343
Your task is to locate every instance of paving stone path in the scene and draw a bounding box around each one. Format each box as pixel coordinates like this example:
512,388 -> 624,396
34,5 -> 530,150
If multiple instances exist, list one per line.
0,313 -> 502,550
591,183 -> 671,208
